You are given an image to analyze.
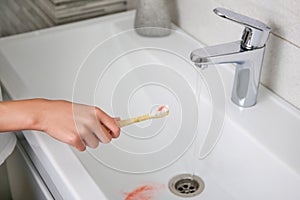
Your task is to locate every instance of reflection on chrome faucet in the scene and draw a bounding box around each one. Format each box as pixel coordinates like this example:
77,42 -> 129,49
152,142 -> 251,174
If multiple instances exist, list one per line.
190,8 -> 271,108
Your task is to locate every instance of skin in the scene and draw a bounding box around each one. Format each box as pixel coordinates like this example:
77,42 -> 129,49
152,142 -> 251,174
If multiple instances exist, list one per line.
0,99 -> 120,151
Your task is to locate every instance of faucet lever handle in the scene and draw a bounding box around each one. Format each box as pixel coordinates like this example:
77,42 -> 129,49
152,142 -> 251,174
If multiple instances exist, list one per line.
214,7 -> 271,49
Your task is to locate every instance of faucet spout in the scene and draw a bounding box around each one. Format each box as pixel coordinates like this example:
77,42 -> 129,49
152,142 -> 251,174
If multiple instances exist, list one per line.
191,41 -> 244,65
191,41 -> 266,107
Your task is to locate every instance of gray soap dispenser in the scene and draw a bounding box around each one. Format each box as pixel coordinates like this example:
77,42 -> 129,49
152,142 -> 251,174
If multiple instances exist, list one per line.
134,0 -> 171,37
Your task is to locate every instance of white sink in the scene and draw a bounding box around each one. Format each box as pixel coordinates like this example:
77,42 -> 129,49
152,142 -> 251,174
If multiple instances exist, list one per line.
0,11 -> 300,200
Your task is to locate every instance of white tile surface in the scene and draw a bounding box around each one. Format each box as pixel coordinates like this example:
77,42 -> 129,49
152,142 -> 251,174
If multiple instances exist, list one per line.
262,34 -> 300,109
213,0 -> 300,46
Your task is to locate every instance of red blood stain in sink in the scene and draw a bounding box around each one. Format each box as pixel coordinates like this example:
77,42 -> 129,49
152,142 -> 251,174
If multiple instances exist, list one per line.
124,184 -> 164,200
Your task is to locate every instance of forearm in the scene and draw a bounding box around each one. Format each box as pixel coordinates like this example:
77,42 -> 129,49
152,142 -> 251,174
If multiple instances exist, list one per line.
0,99 -> 46,132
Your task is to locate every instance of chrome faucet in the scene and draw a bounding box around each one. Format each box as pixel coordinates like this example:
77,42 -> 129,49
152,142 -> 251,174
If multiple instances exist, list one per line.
190,8 -> 271,107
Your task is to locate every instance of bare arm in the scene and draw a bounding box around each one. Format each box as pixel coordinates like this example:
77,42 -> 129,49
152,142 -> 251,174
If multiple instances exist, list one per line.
0,99 -> 120,151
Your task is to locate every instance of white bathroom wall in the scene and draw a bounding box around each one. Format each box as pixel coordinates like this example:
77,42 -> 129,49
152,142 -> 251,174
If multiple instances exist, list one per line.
128,0 -> 300,109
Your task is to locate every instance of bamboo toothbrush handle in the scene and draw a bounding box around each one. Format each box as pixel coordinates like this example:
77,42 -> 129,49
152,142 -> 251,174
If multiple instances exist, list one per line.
118,114 -> 151,127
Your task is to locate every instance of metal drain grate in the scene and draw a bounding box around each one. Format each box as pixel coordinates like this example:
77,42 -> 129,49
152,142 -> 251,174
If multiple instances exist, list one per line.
169,174 -> 205,197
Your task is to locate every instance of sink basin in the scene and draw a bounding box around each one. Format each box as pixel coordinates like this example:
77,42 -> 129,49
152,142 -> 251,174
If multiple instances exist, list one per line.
0,11 -> 300,199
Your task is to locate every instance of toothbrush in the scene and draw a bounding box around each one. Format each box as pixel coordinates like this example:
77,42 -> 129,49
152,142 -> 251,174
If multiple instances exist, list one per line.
118,105 -> 169,127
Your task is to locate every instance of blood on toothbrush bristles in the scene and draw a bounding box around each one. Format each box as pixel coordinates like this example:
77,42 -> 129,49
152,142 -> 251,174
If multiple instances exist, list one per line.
158,105 -> 166,112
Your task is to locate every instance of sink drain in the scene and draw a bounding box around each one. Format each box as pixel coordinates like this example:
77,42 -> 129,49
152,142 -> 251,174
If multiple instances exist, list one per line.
168,174 -> 205,197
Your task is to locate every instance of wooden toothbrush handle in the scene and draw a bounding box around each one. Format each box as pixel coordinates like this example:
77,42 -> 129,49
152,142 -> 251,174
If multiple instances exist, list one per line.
118,114 -> 150,127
